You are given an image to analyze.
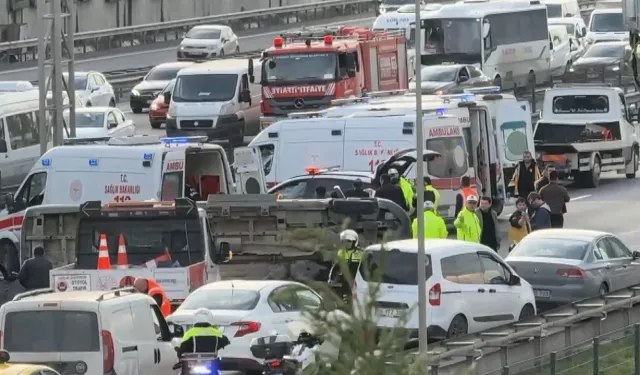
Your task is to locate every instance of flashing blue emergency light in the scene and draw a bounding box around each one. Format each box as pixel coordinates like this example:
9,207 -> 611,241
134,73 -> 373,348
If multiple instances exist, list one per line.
435,108 -> 446,116
460,94 -> 475,101
89,159 -> 98,166
160,137 -> 191,144
41,158 -> 51,167
143,153 -> 153,160
190,366 -> 212,374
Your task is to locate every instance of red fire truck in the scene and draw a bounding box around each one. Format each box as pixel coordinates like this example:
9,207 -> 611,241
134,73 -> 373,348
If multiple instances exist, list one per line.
259,26 -> 409,128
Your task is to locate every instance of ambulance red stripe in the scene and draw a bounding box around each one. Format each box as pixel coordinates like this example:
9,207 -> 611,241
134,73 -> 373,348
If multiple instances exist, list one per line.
0,215 -> 23,231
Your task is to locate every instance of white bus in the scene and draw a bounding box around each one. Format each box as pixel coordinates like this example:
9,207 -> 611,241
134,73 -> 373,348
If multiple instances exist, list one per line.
373,4 -> 442,49
420,0 -> 551,89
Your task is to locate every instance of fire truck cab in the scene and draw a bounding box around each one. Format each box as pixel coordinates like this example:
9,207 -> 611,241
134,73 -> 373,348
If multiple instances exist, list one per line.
259,26 -> 409,128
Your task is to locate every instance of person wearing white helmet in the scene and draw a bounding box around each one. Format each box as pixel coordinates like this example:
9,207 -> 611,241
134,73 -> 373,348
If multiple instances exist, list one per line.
453,194 -> 481,243
330,229 -> 364,296
411,201 -> 448,239
388,168 -> 414,210
177,307 -> 230,358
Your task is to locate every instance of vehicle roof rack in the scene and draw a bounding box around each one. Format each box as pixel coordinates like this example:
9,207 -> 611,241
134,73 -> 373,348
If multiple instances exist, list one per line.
63,136 -> 111,145
552,83 -> 613,88
13,288 -> 55,301
96,287 -> 136,302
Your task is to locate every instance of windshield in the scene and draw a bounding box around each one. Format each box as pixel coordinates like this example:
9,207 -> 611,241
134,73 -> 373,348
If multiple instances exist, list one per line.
264,53 -> 336,82
179,289 -> 260,310
5,311 -> 99,352
590,13 -> 624,32
163,79 -> 176,94
583,45 -> 625,58
510,238 -> 590,260
186,28 -> 221,39
63,74 -> 87,90
359,249 -> 432,284
173,74 -> 237,102
423,18 -> 482,55
418,66 -> 457,81
76,217 -> 204,269
75,112 -> 105,128
146,66 -> 183,81
551,95 -> 610,113
546,4 -> 563,18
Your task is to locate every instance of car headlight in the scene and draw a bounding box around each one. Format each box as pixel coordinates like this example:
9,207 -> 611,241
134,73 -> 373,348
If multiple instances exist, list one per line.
609,65 -> 620,71
569,67 -> 575,72
131,89 -> 140,96
179,45 -> 185,51
434,90 -> 444,95
150,102 -> 158,110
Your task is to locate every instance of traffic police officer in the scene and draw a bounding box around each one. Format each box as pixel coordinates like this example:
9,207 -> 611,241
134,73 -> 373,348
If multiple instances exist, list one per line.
177,308 -> 231,358
411,201 -> 448,239
330,230 -> 364,296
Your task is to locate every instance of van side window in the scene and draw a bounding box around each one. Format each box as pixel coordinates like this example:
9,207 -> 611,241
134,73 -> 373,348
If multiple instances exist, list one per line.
258,144 -> 275,176
150,304 -> 171,341
13,172 -> 47,212
441,253 -> 484,284
6,112 -> 39,150
161,172 -> 184,201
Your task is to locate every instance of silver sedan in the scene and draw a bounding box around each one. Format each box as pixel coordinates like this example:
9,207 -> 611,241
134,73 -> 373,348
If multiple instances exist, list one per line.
505,229 -> 640,308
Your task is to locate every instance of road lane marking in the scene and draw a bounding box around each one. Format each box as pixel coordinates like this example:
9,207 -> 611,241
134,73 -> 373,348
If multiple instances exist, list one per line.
571,195 -> 591,201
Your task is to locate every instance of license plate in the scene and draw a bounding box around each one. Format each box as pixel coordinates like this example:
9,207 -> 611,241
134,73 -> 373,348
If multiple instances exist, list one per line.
534,289 -> 551,298
376,308 -> 402,318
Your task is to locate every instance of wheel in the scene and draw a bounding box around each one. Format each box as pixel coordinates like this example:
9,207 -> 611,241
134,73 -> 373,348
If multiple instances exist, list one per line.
0,240 -> 19,274
446,314 -> 468,338
132,107 -> 142,114
149,121 -> 162,129
493,75 -> 502,89
220,49 -> 225,56
235,45 -> 240,54
626,147 -> 638,178
109,99 -> 116,107
85,102 -> 92,107
518,304 -> 535,320
587,156 -> 601,188
598,283 -> 609,296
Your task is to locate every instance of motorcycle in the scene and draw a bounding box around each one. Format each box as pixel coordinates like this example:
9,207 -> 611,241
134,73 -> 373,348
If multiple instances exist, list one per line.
249,332 -> 322,375
172,351 -> 221,375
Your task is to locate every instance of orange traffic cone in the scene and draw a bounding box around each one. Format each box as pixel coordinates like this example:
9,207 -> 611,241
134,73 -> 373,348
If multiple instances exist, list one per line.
117,234 -> 128,269
97,234 -> 112,270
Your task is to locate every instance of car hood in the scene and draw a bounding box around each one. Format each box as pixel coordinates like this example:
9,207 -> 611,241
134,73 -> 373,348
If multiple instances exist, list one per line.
134,80 -> 170,92
573,56 -> 621,66
408,81 -> 454,93
66,127 -> 108,139
180,38 -> 220,48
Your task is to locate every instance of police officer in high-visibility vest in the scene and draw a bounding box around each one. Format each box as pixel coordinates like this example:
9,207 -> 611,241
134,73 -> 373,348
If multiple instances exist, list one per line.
423,176 -> 441,212
454,195 -> 482,243
389,168 -> 414,210
330,230 -> 364,296
177,308 -> 231,358
412,201 -> 448,239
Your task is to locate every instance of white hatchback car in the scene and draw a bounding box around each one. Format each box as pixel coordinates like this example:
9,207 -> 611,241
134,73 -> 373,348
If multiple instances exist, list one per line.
167,280 -> 342,373
177,25 -> 239,60
65,107 -> 136,139
353,239 -> 537,341
63,71 -> 116,107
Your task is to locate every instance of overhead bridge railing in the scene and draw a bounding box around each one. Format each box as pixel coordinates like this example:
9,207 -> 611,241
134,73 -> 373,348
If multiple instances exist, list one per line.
425,284 -> 640,375
0,0 -> 377,64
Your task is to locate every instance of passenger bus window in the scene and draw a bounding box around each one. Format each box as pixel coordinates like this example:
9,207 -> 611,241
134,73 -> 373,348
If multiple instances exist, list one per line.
6,112 -> 39,150
426,136 -> 468,178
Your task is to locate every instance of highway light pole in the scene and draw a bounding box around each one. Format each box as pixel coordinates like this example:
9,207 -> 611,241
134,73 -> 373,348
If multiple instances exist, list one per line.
37,0 -> 77,155
414,0 -> 428,354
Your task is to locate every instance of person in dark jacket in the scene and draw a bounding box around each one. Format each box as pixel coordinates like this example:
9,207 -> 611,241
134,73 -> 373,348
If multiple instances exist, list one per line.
17,246 -> 52,290
535,165 -> 555,192
527,192 -> 552,231
539,170 -> 570,228
375,174 -> 408,210
345,179 -> 370,198
177,308 -> 230,359
510,151 -> 541,200
476,196 -> 501,251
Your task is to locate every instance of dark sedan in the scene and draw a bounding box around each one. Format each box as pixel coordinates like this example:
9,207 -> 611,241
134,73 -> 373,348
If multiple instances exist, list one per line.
566,41 -> 631,83
408,64 -> 492,95
129,62 -> 193,113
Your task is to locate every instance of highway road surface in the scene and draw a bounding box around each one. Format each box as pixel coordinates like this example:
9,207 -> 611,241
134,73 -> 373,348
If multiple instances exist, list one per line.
0,15 -> 375,82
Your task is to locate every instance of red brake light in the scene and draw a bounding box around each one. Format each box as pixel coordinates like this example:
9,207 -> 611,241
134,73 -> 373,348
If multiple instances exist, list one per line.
274,37 -> 283,47
267,360 -> 282,368
324,35 -> 333,44
429,283 -> 441,306
231,321 -> 261,337
556,268 -> 585,278
101,330 -> 115,373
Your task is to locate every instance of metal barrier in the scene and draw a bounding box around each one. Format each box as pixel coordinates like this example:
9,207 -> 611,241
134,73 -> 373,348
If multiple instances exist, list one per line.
0,0 -> 377,64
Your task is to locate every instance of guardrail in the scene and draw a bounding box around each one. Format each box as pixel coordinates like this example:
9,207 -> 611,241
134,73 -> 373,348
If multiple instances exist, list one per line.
425,283 -> 640,375
0,0 -> 377,65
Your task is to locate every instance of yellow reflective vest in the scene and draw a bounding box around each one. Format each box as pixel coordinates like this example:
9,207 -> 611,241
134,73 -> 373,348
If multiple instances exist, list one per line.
181,326 -> 223,343
453,208 -> 481,243
411,210 -> 448,239
399,177 -> 414,209
425,185 -> 441,211
337,248 -> 364,263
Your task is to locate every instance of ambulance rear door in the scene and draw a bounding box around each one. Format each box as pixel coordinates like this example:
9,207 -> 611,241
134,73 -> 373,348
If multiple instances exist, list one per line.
276,119 -> 346,182
161,150 -> 186,200
343,115 -> 415,173
234,147 -> 266,194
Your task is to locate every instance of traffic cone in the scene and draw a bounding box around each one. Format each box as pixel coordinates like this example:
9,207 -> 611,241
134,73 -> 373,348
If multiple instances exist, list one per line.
96,234 -> 112,270
117,234 -> 128,269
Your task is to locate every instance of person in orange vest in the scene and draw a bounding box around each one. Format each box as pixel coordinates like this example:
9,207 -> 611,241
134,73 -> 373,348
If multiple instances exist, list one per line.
454,176 -> 478,217
133,277 -> 172,317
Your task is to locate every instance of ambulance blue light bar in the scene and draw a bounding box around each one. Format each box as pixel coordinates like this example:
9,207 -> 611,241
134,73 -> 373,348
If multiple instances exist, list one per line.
160,136 -> 208,144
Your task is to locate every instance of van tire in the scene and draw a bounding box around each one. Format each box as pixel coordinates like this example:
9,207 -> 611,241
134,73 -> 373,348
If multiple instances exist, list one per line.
627,147 -> 638,178
132,107 -> 142,114
446,314 -> 468,338
578,156 -> 601,188
0,240 -> 19,275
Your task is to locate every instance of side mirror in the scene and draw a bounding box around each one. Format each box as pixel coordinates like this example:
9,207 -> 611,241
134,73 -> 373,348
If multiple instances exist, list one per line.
163,92 -> 171,105
508,274 -> 521,286
550,41 -> 554,50
633,250 -> 640,259
0,139 -> 7,153
582,27 -> 587,37
239,89 -> 251,103
108,121 -> 118,129
4,193 -> 14,210
168,323 -> 184,338
482,22 -> 490,39
214,242 -> 233,264
248,58 -> 254,76
91,86 -> 99,93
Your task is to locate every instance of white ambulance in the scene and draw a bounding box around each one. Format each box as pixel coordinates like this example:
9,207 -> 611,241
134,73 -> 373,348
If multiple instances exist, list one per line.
0,135 -> 251,273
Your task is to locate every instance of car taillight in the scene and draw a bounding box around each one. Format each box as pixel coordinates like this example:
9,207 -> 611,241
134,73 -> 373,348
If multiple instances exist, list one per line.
267,360 -> 283,368
429,283 -> 441,306
557,267 -> 585,278
101,330 -> 115,374
231,321 -> 261,337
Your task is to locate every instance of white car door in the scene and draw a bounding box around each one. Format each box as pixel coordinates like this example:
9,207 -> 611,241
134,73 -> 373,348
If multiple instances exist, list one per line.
266,285 -> 300,339
478,252 -> 522,326
106,111 -> 120,137
113,109 -> 135,136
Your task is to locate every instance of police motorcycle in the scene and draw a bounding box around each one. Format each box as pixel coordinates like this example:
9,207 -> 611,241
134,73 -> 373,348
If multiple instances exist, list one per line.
250,332 -> 322,375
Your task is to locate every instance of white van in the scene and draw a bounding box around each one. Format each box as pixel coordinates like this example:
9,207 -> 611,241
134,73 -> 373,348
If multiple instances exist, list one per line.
549,25 -> 572,76
0,288 -> 176,375
165,59 -> 261,147
543,0 -> 580,18
548,17 -> 588,61
586,8 -> 628,45
0,135 -> 238,272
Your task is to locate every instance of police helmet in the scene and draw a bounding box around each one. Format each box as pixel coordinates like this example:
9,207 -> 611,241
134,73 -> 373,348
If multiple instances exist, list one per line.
423,201 -> 435,210
194,307 -> 216,325
339,229 -> 359,248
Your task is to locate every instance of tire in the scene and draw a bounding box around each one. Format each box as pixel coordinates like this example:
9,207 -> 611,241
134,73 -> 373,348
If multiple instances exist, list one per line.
587,156 -> 601,188
598,283 -> 609,296
109,99 -> 116,107
132,107 -> 142,114
149,121 -> 162,129
0,240 -> 19,275
446,314 -> 468,338
626,147 -> 638,179
493,75 -> 502,89
518,304 -> 535,320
